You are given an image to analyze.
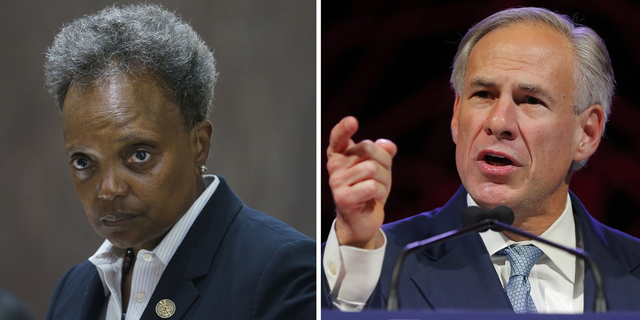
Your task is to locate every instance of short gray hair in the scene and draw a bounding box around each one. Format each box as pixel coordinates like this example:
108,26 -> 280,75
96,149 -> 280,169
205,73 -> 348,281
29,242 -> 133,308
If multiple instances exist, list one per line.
450,7 -> 614,170
44,4 -> 218,127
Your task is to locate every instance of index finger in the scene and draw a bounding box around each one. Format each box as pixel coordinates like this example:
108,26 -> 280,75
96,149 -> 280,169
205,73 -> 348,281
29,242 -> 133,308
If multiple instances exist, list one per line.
328,116 -> 359,154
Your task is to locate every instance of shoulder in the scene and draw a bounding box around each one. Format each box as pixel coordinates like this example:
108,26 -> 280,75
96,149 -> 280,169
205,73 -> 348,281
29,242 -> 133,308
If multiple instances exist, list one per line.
588,215 -> 640,261
229,206 -> 315,270
235,206 -> 313,244
51,260 -> 97,294
382,185 -> 468,250
571,192 -> 640,258
207,176 -> 312,247
46,261 -> 98,319
230,206 -> 316,319
219,204 -> 314,276
571,193 -> 640,277
382,207 -> 448,251
595,220 -> 640,247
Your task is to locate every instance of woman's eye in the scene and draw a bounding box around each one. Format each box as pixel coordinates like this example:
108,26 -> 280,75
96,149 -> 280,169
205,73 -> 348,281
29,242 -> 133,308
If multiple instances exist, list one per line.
71,158 -> 90,170
129,151 -> 151,163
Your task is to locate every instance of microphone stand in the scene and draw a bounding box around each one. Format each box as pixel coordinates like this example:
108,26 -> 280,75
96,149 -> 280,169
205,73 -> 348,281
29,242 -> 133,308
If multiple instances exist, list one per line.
387,219 -> 608,313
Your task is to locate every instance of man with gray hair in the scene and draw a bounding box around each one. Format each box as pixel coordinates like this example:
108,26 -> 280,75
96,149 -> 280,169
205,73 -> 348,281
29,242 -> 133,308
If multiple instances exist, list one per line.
322,7 -> 640,313
44,4 -> 314,320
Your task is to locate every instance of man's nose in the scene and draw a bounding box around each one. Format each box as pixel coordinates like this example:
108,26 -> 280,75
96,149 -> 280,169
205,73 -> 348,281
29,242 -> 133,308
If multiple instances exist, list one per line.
483,96 -> 519,140
97,168 -> 128,200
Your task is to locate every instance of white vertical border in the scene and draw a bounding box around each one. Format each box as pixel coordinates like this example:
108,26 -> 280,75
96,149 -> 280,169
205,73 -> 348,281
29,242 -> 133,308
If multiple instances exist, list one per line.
315,0 -> 322,319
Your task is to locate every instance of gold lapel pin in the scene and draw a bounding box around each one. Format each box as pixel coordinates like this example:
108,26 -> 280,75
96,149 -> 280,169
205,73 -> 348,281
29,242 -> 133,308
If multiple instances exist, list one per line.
155,299 -> 176,318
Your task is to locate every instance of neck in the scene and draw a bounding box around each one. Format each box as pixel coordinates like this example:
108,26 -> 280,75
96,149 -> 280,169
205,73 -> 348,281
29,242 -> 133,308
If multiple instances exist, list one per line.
505,191 -> 569,241
504,215 -> 561,241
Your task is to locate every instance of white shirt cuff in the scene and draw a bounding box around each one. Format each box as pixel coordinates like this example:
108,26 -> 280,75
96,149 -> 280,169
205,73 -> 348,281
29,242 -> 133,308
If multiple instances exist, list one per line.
323,219 -> 387,311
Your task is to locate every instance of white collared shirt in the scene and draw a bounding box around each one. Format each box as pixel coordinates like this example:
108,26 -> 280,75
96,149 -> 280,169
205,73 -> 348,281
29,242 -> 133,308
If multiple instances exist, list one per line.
89,175 -> 219,320
323,219 -> 387,311
323,192 -> 584,313
472,194 -> 584,313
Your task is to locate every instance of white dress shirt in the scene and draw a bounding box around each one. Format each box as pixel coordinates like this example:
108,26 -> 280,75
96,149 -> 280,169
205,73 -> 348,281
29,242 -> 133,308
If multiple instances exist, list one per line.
323,220 -> 386,311
473,194 -> 584,313
323,192 -> 584,313
89,175 -> 219,320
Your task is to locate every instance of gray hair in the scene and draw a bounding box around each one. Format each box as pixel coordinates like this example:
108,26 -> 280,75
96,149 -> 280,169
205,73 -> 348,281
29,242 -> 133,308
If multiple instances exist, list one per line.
450,7 -> 614,171
44,4 -> 218,127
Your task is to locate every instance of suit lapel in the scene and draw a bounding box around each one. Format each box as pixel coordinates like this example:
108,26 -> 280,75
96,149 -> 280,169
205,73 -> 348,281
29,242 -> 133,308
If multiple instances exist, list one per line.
140,269 -> 200,319
77,270 -> 106,320
408,232 -> 512,310
571,192 -> 640,312
380,186 -> 511,311
140,176 -> 244,319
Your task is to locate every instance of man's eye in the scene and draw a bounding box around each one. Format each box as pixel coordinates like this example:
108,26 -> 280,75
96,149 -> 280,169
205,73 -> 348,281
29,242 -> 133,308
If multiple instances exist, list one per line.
128,151 -> 151,163
473,91 -> 492,99
71,158 -> 90,170
525,96 -> 542,105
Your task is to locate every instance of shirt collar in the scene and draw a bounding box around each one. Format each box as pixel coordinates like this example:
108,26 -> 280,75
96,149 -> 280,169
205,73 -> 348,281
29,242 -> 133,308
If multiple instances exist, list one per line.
89,174 -> 220,267
472,193 -> 577,283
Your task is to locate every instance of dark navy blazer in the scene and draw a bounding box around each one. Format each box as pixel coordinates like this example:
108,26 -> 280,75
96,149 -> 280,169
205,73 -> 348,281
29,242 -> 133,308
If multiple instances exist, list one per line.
47,177 -> 316,320
322,186 -> 640,312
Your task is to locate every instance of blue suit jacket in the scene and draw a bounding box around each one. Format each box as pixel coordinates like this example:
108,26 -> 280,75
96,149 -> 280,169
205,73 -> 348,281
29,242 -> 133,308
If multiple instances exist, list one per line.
321,186 -> 640,312
47,177 -> 315,320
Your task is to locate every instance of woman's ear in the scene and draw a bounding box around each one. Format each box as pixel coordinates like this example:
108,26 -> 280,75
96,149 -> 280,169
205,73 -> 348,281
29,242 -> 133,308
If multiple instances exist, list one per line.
193,120 -> 213,166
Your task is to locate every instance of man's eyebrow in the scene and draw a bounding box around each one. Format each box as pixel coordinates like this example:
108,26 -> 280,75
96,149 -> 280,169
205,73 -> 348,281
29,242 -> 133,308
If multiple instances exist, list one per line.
518,83 -> 556,104
467,78 -> 557,104
467,77 -> 497,90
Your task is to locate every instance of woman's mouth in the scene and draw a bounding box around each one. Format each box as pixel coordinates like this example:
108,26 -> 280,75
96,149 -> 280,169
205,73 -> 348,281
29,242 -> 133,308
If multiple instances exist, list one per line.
101,213 -> 136,228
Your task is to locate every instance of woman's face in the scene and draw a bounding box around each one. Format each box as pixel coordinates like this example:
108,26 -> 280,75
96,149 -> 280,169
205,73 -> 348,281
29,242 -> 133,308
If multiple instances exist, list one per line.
61,74 -> 207,253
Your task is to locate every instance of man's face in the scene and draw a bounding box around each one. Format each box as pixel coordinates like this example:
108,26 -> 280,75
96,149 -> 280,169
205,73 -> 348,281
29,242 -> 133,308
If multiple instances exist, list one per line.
62,74 -> 203,252
451,23 -> 596,216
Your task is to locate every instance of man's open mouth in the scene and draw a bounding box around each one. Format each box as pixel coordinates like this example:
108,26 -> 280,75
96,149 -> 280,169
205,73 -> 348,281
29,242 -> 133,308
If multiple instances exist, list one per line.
484,154 -> 513,166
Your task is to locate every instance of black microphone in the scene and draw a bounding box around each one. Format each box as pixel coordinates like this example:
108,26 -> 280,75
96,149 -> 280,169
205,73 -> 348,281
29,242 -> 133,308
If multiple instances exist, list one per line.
387,206 -> 608,313
461,205 -> 514,230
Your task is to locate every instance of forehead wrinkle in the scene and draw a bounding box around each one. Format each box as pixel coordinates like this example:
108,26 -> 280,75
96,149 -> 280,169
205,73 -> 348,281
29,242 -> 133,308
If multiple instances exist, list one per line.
70,105 -> 142,144
466,75 -> 558,105
115,131 -> 162,145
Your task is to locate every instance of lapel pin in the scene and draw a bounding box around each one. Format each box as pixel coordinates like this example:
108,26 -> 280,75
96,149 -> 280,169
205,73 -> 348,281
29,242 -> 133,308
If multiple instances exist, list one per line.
155,299 -> 176,318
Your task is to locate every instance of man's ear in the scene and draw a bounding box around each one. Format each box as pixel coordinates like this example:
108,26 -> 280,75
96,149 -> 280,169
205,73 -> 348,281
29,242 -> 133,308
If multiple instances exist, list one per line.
451,94 -> 461,144
193,120 -> 213,166
574,104 -> 604,162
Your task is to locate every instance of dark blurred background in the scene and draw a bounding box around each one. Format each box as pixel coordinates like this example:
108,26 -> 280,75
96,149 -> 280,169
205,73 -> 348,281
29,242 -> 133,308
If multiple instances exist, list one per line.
322,0 -> 640,242
0,1 -> 315,318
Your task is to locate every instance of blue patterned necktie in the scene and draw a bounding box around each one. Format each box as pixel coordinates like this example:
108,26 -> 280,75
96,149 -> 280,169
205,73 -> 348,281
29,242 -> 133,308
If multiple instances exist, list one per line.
497,245 -> 544,313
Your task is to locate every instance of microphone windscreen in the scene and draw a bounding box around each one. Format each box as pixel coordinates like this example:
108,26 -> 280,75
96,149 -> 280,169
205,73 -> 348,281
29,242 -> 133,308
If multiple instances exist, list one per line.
490,206 -> 515,225
461,206 -> 488,227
